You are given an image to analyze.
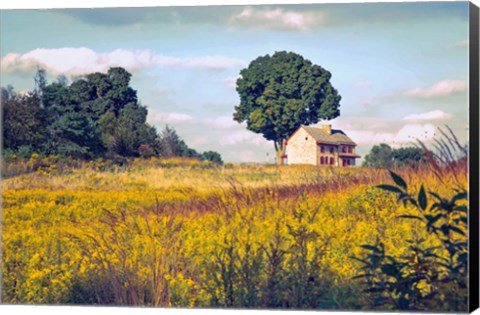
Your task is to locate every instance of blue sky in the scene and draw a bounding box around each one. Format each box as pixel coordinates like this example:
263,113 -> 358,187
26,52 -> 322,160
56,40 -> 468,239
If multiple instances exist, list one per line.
0,2 -> 471,163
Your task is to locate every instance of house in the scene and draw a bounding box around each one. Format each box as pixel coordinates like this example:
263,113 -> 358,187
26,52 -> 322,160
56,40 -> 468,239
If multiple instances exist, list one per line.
284,124 -> 360,166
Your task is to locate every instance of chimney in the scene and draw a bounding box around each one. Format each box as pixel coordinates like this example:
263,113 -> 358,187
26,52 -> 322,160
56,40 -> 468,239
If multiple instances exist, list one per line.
322,124 -> 332,135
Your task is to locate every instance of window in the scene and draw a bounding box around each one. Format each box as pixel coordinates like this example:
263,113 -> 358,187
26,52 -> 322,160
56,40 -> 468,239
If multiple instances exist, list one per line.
305,136 -> 308,141
320,157 -> 324,164
330,157 -> 334,165
342,146 -> 347,153
342,159 -> 346,166
330,147 -> 334,154
348,147 -> 352,153
320,146 -> 324,153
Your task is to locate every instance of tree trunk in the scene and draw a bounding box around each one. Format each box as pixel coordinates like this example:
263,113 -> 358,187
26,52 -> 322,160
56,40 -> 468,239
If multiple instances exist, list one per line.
274,140 -> 286,166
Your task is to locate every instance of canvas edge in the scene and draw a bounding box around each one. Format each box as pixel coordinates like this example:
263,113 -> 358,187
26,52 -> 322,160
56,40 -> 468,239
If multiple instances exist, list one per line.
469,1 -> 480,313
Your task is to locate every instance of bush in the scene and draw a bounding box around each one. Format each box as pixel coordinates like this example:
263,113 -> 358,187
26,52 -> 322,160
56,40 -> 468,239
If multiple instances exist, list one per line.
224,162 -> 234,169
137,144 -> 155,158
352,171 -> 468,311
17,145 -> 34,159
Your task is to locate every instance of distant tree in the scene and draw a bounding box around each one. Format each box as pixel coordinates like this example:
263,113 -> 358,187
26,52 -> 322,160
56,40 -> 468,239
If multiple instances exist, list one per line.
41,81 -> 102,158
1,85 -> 16,102
2,67 -> 202,162
45,111 -> 101,158
363,143 -> 394,168
2,93 -> 46,155
97,111 -> 119,153
158,125 -> 201,159
57,75 -> 69,86
113,104 -> 158,157
159,125 -> 185,158
138,144 -> 155,158
363,143 -> 426,168
392,146 -> 426,166
34,67 -> 47,98
105,67 -> 138,111
234,51 -> 341,165
180,143 -> 201,158
40,67 -> 157,158
201,151 -> 223,165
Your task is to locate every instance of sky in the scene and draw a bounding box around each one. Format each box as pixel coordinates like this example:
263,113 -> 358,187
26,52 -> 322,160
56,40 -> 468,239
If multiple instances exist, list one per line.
0,1 -> 472,163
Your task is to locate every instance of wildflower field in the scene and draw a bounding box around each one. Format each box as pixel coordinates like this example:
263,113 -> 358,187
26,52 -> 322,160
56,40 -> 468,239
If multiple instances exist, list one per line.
1,156 -> 468,310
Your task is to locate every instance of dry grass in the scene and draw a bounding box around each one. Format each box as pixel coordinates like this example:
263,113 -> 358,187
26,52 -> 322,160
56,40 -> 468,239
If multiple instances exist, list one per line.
1,140 -> 468,309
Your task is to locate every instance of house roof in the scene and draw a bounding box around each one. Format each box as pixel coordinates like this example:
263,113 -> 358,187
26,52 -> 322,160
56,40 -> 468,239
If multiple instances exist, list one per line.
301,125 -> 357,146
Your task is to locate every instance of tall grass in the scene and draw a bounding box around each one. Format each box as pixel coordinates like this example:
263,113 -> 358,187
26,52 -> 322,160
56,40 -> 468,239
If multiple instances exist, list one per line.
1,133 -> 468,309
352,127 -> 469,311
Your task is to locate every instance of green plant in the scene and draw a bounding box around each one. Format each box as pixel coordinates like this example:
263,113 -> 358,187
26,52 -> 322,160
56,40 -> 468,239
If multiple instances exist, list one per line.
352,171 -> 468,311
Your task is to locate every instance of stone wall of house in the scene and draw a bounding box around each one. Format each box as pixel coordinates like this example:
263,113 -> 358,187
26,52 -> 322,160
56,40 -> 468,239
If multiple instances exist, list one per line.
317,144 -> 338,166
286,127 -> 318,165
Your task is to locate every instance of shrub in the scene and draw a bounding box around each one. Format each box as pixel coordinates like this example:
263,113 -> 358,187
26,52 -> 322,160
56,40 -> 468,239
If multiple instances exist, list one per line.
352,171 -> 468,311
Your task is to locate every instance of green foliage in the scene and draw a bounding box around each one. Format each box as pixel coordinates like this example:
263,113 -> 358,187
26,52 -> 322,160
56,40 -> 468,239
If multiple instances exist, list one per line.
156,125 -> 220,161
1,68 -> 155,160
159,125 -> 192,158
201,151 -> 223,165
16,145 -> 35,159
2,92 -> 47,155
45,111 -> 102,158
393,147 -> 426,167
362,144 -> 393,168
233,51 -> 341,164
363,144 -> 426,168
353,171 -> 468,311
1,85 -> 15,102
3,68 -> 222,165
34,67 -> 47,96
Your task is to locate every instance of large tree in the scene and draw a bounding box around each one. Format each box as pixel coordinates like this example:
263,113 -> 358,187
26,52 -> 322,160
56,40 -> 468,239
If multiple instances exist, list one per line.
233,51 -> 341,165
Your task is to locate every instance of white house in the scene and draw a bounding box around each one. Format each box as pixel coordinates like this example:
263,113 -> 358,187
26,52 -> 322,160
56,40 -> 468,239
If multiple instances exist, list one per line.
284,125 -> 360,166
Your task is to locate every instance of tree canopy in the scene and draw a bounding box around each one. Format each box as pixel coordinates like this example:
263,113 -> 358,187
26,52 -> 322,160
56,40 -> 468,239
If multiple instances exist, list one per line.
363,143 -> 426,168
2,67 -> 223,164
233,51 -> 341,164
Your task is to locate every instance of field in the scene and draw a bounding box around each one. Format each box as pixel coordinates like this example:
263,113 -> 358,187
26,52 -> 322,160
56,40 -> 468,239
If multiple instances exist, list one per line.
1,156 -> 468,310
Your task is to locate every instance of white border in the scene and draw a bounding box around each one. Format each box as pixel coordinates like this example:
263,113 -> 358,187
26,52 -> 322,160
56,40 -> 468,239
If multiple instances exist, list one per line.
1,0 -> 479,315
1,0 -> 479,9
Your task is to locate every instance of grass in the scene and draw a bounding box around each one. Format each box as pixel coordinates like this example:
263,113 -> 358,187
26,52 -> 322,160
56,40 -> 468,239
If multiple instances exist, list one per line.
1,156 -> 468,309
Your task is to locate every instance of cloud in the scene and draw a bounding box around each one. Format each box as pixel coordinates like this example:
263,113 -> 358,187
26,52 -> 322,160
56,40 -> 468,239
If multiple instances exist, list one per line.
150,55 -> 246,70
346,123 -> 436,147
148,111 -> 194,124
204,116 -> 239,129
456,39 -> 469,48
404,80 -> 468,99
329,116 -> 438,148
330,116 -> 398,131
403,110 -> 452,122
219,129 -> 266,146
0,47 -> 247,76
229,6 -> 325,31
1,48 -> 151,75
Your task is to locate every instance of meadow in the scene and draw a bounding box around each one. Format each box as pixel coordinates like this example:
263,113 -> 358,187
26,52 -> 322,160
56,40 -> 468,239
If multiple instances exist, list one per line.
1,154 -> 468,310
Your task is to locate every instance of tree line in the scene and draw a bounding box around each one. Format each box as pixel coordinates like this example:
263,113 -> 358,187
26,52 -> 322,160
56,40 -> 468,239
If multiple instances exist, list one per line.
1,67 -> 223,164
363,143 -> 426,168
